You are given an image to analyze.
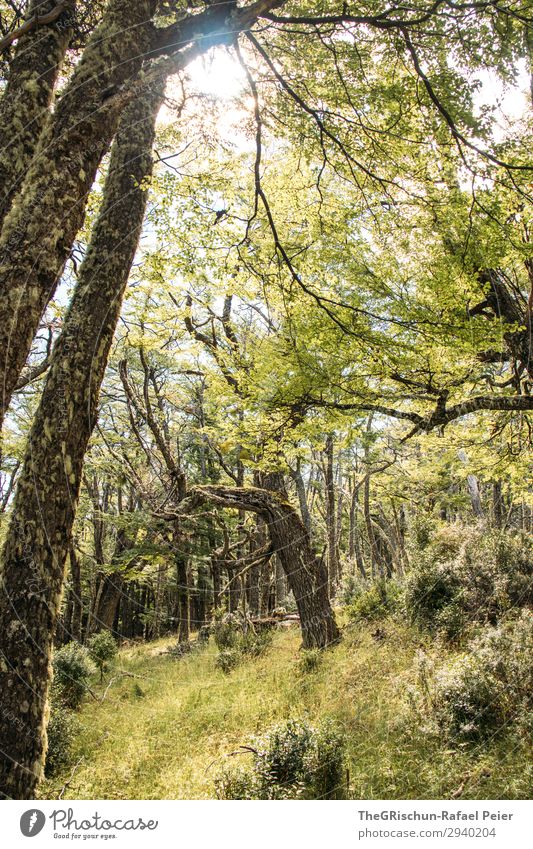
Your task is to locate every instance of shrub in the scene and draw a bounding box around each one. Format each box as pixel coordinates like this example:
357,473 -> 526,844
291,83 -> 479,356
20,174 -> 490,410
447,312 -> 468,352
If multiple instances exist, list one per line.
87,631 -> 118,682
45,703 -> 80,776
167,641 -> 193,659
215,719 -> 346,799
409,514 -> 438,551
213,614 -> 273,673
212,613 -> 245,650
404,527 -> 532,640
52,642 -> 94,709
403,558 -> 465,640
347,580 -> 401,623
298,649 -> 322,674
132,683 -> 145,699
215,648 -> 241,674
339,572 -> 365,605
409,610 -> 533,741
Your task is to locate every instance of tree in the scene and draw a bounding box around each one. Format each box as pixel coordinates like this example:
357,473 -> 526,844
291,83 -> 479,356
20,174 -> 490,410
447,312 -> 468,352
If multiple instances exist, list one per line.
0,76 -> 164,799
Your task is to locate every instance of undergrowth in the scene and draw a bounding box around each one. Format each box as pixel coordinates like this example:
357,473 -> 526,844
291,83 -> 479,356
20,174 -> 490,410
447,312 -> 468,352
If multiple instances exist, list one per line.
39,620 -> 532,800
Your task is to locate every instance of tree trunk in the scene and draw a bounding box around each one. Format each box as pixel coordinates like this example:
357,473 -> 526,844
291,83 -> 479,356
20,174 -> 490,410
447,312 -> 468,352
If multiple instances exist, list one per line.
364,473 -> 384,578
91,572 -> 124,633
274,555 -> 287,607
492,480 -> 504,529
69,542 -> 83,643
186,486 -> 339,649
348,481 -> 367,578
0,81 -> 163,799
0,0 -> 76,229
466,474 -> 484,519
324,434 -> 338,591
0,0 -> 158,429
289,462 -> 312,542
175,540 -> 190,643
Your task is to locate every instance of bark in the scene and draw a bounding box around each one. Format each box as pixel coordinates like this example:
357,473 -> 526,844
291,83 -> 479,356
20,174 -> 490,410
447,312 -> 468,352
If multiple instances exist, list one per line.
0,81 -> 163,799
248,522 -> 263,616
363,474 -> 384,578
91,572 -> 123,633
0,0 -> 158,430
0,0 -> 76,228
259,556 -> 272,616
174,528 -> 189,643
274,555 -> 287,607
195,563 -> 208,629
457,449 -> 484,519
184,486 -> 339,649
289,462 -> 312,541
88,525 -> 128,636
348,482 -> 366,579
0,0 -> 284,430
324,434 -> 338,590
68,542 -> 82,643
492,480 -> 504,529
466,475 -> 484,519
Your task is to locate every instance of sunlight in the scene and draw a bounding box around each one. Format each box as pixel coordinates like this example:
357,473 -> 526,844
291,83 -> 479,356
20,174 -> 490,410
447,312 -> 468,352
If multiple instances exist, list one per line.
185,48 -> 246,99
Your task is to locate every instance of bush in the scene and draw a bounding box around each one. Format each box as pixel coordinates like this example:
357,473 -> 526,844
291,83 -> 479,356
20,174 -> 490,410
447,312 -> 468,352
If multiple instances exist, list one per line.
87,631 -> 118,682
213,613 -> 272,673
409,610 -> 533,741
215,627 -> 273,674
52,642 -> 94,709
212,613 -> 245,650
298,649 -> 322,674
404,527 -> 533,640
215,719 -> 346,799
404,559 -> 465,639
45,703 -> 80,776
347,580 -> 401,623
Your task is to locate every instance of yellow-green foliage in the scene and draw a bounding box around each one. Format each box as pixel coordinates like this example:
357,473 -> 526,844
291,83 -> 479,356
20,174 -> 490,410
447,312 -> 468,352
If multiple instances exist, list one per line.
40,623 -> 532,800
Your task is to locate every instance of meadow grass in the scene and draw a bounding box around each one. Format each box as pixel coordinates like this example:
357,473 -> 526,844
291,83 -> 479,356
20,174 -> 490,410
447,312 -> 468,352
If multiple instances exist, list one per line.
39,620 -> 532,800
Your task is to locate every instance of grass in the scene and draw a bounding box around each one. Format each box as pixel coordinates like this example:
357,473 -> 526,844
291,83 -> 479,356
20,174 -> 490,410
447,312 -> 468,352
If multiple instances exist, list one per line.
40,619 -> 533,800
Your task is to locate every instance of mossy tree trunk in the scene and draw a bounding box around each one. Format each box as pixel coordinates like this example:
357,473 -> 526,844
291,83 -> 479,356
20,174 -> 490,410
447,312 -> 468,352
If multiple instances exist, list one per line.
0,0 -> 157,429
186,486 -> 340,649
0,80 -> 164,799
0,0 -> 76,229
0,0 -> 282,431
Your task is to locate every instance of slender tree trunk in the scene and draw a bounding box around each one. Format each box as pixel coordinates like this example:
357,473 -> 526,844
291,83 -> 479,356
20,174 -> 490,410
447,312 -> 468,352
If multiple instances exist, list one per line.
348,482 -> 367,579
289,462 -> 312,541
248,521 -> 262,616
211,559 -> 222,611
466,474 -> 484,519
69,542 -> 83,643
325,434 -> 338,591
259,557 -> 272,617
174,531 -> 190,643
0,0 -> 76,229
457,449 -> 484,519
492,480 -> 504,529
364,474 -> 384,578
274,555 -> 287,607
0,81 -> 164,799
186,486 -> 339,649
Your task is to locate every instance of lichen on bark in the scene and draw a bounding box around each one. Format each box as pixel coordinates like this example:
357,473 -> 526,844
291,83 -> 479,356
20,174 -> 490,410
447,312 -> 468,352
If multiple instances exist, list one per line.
0,76 -> 164,800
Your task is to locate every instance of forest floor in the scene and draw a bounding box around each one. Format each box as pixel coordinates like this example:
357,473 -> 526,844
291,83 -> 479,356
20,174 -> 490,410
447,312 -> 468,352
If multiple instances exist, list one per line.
40,619 -> 532,800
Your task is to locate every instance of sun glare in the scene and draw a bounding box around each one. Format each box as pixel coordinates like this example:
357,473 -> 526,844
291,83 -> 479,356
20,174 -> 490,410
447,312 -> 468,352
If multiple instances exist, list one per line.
186,48 -> 246,99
